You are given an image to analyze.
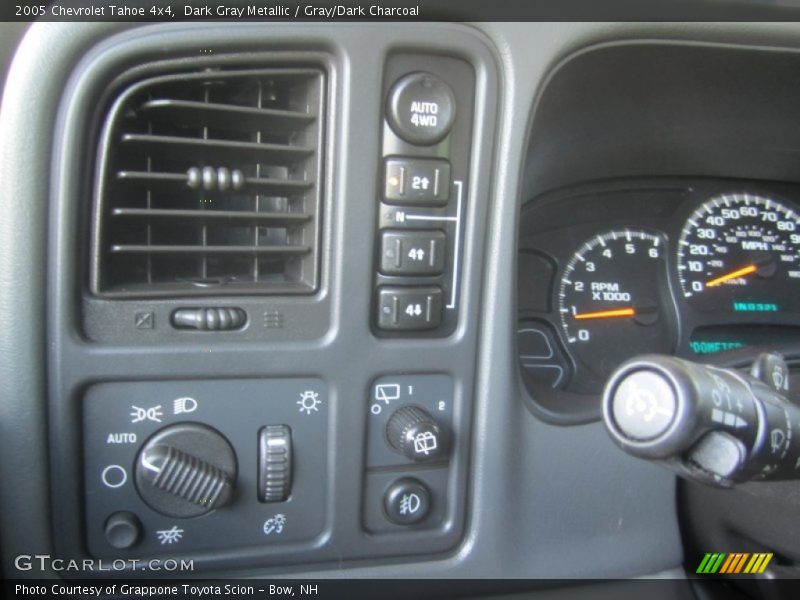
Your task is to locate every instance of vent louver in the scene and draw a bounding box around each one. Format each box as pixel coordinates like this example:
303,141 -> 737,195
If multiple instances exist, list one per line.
91,67 -> 325,297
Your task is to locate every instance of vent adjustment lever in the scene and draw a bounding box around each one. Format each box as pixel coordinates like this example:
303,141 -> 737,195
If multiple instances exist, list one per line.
171,307 -> 247,331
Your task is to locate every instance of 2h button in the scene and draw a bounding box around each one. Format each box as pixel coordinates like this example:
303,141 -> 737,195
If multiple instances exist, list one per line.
384,157 -> 451,206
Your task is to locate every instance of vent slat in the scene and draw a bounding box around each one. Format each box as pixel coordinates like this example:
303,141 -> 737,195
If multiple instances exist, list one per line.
93,66 -> 324,297
139,99 -> 315,133
112,208 -> 312,226
116,171 -> 313,195
110,245 -> 310,255
121,134 -> 314,164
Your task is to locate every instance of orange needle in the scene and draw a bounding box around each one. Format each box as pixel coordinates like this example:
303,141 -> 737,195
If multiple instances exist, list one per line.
573,307 -> 636,320
705,264 -> 758,287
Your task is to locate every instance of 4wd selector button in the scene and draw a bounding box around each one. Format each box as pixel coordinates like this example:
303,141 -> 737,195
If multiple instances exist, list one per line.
386,72 -> 456,146
380,230 -> 446,276
376,286 -> 443,330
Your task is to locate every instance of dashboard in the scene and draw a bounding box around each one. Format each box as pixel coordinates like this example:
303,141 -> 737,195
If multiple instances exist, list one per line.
5,16 -> 800,596
519,180 -> 800,406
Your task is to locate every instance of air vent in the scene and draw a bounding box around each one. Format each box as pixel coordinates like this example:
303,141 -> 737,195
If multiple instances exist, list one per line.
91,67 -> 325,297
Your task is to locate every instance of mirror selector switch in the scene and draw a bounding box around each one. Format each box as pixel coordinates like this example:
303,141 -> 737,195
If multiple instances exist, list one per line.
258,425 -> 293,503
380,230 -> 446,275
386,72 -> 456,146
135,423 -> 237,518
384,158 -> 451,205
376,286 -> 443,331
386,405 -> 446,462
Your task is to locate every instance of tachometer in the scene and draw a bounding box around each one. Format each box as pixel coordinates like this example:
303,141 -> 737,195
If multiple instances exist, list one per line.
677,193 -> 800,313
558,230 -> 672,385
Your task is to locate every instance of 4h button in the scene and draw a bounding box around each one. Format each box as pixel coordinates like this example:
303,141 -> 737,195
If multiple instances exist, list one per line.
384,478 -> 431,525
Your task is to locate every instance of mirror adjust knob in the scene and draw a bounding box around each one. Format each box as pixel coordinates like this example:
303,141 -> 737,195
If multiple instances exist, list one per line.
386,405 -> 446,462
135,423 -> 237,518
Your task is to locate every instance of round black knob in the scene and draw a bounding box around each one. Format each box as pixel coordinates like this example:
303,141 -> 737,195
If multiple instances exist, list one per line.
384,478 -> 431,525
135,423 -> 237,518
386,72 -> 456,146
104,511 -> 142,549
386,405 -> 446,462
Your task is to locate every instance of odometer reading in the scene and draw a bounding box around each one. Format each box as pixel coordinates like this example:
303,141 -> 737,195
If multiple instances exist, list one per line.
677,193 -> 800,312
558,230 -> 672,385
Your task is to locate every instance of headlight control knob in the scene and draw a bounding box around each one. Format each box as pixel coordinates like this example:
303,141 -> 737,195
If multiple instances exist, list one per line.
386,405 -> 446,462
135,423 -> 237,518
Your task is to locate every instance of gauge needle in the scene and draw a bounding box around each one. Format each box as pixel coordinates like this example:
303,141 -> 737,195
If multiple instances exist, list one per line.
705,264 -> 758,287
573,307 -> 636,320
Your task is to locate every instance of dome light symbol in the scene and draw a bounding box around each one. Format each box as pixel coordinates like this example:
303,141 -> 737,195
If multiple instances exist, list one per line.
297,390 -> 322,415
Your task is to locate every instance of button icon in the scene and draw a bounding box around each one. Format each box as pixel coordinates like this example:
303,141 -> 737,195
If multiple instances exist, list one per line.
263,514 -> 287,536
297,390 -> 322,415
399,493 -> 422,515
156,525 -> 184,545
130,405 -> 163,424
173,397 -> 198,415
413,431 -> 439,456
375,383 -> 401,403
611,370 -> 677,441
101,465 -> 128,489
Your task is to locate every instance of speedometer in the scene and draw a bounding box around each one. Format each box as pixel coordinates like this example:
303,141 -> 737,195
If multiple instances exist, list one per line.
558,230 -> 673,387
677,193 -> 800,313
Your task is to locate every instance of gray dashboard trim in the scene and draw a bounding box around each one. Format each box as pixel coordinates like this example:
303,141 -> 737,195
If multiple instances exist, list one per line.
12,20 -> 800,580
0,22 -> 121,579
46,21 -> 498,574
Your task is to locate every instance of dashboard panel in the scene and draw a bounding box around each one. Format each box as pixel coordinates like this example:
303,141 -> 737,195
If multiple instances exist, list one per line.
518,179 -> 800,418
20,18 -> 800,587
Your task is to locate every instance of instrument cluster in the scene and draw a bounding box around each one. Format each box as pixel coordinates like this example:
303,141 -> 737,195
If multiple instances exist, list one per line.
517,179 -> 800,414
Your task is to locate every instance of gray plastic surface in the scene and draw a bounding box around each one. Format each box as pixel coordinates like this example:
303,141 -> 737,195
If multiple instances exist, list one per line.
45,22 -> 495,574
14,20 -> 781,582
84,379 -> 328,560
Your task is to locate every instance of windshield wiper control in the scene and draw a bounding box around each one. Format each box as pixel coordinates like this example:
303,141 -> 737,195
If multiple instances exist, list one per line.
602,352 -> 799,486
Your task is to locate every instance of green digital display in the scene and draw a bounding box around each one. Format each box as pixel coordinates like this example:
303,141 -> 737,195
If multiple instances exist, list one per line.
690,325 -> 800,355
690,340 -> 745,355
732,302 -> 779,313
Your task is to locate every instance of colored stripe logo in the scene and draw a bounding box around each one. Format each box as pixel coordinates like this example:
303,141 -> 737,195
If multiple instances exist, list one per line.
696,553 -> 773,574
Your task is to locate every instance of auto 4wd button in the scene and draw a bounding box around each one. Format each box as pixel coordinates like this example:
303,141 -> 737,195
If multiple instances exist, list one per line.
386,72 -> 456,146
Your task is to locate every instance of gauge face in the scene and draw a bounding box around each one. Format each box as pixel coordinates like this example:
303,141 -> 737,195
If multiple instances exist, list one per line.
558,230 -> 672,387
677,193 -> 800,313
